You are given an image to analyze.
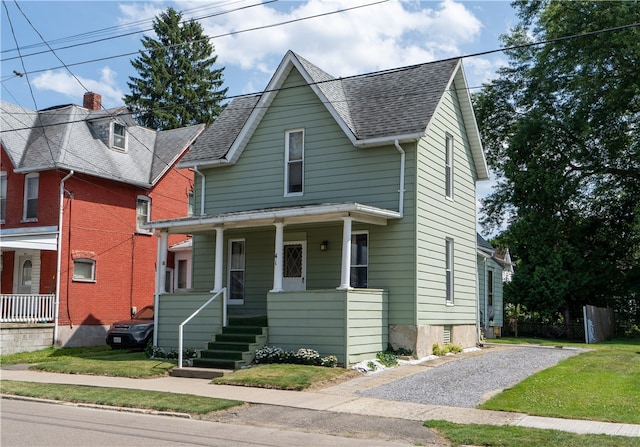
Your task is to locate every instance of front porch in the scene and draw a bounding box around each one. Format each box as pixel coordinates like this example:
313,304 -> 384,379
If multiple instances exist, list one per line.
155,288 -> 388,366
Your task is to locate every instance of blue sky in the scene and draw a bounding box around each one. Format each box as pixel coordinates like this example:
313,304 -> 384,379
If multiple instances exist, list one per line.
1,0 -> 519,232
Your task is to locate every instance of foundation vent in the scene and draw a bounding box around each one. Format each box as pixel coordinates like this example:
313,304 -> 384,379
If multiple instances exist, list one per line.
443,325 -> 452,344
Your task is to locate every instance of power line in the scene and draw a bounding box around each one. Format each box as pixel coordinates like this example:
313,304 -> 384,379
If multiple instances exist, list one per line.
1,0 -> 390,79
1,0 -> 276,61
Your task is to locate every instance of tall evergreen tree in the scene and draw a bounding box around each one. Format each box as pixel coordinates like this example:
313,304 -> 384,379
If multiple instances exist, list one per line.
474,1 -> 640,327
124,7 -> 227,130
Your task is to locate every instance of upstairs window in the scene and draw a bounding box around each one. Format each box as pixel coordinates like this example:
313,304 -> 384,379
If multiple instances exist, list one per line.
1,172 -> 6,223
445,134 -> 453,199
23,173 -> 39,221
112,122 -> 127,151
136,196 -> 151,233
445,238 -> 454,304
285,129 -> 304,196
350,232 -> 368,288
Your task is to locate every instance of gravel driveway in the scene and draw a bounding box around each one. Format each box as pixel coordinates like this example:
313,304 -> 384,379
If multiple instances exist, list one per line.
358,345 -> 586,408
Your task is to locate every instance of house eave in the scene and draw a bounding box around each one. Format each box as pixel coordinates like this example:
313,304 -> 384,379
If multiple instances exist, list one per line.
146,203 -> 402,234
353,133 -> 423,148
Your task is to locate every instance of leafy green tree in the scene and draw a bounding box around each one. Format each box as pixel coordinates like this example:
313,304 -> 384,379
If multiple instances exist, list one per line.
475,1 -> 640,328
124,7 -> 227,130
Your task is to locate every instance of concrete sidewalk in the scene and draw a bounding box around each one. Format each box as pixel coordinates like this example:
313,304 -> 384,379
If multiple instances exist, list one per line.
1,366 -> 639,438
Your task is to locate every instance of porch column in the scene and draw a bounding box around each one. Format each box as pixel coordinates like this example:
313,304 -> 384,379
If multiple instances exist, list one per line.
338,216 -> 353,290
213,227 -> 224,292
271,221 -> 284,292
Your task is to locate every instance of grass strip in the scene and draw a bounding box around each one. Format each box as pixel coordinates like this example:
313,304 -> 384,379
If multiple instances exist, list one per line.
0,380 -> 242,415
425,420 -> 639,447
212,363 -> 352,390
480,343 -> 640,424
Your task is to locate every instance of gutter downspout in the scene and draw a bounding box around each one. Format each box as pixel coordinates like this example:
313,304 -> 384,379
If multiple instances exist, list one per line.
193,166 -> 206,216
54,170 -> 74,346
394,140 -> 405,217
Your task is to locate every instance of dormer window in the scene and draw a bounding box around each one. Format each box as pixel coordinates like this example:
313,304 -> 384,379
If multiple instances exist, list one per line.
112,122 -> 127,151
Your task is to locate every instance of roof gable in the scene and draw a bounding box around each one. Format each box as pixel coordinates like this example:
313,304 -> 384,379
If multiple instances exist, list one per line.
0,100 -> 204,187
180,51 -> 488,180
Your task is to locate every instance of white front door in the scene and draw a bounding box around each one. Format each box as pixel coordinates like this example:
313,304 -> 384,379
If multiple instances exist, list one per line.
282,241 -> 306,291
17,255 -> 33,294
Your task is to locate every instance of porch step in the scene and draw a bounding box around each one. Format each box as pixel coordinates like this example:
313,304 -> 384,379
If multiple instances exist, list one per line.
169,367 -> 228,379
192,316 -> 268,371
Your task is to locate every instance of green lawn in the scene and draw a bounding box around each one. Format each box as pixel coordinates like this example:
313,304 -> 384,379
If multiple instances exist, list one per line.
425,420 -> 639,447
1,346 -> 176,378
1,380 -> 242,415
212,363 -> 355,390
481,338 -> 640,424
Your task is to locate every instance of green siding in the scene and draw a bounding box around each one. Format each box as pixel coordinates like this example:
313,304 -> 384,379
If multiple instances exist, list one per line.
415,84 -> 478,326
194,68 -> 405,214
156,292 -> 223,350
267,289 -> 388,365
478,257 -> 504,327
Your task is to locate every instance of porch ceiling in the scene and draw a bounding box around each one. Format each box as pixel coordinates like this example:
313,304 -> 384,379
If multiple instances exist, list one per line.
146,202 -> 402,234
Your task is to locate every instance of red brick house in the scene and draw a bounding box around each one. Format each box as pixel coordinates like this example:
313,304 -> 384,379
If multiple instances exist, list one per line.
0,93 -> 203,351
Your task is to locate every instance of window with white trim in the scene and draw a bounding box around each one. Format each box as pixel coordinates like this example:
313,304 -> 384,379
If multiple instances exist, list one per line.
73,258 -> 96,282
112,122 -> 127,151
445,238 -> 454,304
228,239 -> 245,303
445,134 -> 453,199
136,196 -> 151,233
285,129 -> 304,195
0,171 -> 6,223
350,231 -> 368,288
23,173 -> 39,221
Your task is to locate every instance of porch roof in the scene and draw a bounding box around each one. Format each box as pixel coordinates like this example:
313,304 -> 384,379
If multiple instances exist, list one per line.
146,202 -> 402,234
0,226 -> 59,251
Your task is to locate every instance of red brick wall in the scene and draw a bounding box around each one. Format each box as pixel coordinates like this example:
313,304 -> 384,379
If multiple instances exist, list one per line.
56,168 -> 192,327
1,145 -> 193,329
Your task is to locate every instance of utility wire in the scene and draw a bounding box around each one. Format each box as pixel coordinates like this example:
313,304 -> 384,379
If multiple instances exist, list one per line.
1,0 -> 276,61
1,0 -> 389,79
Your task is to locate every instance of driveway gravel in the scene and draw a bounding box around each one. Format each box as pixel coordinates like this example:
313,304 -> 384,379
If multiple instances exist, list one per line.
358,345 -> 586,408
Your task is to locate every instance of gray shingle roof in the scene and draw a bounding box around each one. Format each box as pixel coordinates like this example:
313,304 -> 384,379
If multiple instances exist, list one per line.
181,51 -> 467,167
0,101 -> 204,187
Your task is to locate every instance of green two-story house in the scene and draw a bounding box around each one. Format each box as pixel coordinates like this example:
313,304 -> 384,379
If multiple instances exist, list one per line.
148,51 -> 489,367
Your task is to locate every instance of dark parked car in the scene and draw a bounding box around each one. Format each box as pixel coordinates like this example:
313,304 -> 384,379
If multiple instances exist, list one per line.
106,305 -> 154,349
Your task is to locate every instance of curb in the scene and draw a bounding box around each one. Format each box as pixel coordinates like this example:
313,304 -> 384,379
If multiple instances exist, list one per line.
0,393 -> 192,419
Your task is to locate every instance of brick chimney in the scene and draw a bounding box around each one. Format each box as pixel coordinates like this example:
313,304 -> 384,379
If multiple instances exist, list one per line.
83,92 -> 102,110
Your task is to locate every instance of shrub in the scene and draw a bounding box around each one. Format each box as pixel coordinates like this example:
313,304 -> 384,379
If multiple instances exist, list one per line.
432,343 -> 463,356
145,341 -> 197,361
375,351 -> 398,367
253,346 -> 337,367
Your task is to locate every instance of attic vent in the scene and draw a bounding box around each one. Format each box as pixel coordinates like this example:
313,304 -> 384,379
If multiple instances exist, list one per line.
443,325 -> 452,344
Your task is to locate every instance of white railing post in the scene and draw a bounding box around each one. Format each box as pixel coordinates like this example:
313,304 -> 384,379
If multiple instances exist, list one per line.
0,294 -> 56,323
177,288 -> 226,369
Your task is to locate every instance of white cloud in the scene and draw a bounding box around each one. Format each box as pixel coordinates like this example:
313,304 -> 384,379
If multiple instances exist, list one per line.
202,0 -> 483,76
31,67 -> 123,107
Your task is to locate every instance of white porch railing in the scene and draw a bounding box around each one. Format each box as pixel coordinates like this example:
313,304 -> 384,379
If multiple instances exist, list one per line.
178,288 -> 227,369
0,294 -> 55,323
